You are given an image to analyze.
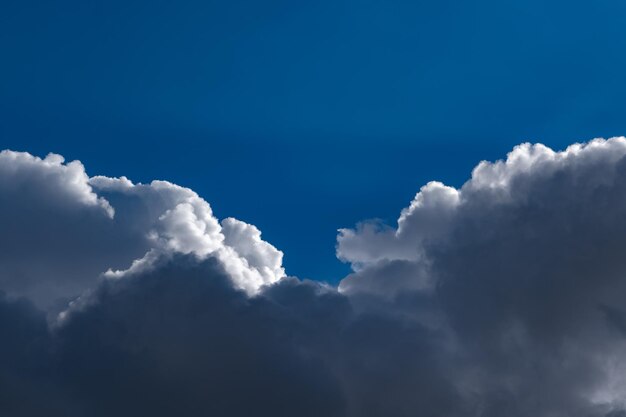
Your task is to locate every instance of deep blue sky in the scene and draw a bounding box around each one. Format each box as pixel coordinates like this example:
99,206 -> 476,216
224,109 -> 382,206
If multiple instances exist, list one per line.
2,0 -> 626,282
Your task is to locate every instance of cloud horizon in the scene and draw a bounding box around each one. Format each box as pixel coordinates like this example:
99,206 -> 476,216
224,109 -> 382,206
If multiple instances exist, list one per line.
2,138 -> 626,416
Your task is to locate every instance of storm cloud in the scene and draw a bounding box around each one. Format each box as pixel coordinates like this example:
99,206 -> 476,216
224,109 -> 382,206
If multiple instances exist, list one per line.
2,139 -> 626,416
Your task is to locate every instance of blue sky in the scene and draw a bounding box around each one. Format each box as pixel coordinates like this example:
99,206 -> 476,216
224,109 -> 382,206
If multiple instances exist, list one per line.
3,0 -> 626,282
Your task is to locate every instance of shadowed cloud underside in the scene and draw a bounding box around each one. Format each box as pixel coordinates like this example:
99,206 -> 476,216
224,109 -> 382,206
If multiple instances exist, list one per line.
2,139 -> 626,416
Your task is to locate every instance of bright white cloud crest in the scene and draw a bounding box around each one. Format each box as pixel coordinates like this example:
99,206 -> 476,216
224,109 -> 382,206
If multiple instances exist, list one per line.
0,150 -> 285,305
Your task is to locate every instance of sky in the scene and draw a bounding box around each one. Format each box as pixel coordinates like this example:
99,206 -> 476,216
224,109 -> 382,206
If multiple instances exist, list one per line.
4,0 -> 626,282
5,1 -> 626,416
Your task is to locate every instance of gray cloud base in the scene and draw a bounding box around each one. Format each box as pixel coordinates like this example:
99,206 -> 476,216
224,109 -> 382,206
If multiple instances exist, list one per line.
2,140 -> 626,416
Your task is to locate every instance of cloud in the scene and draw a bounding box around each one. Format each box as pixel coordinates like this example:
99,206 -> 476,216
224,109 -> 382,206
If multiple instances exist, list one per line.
0,151 -> 284,307
0,150 -> 114,217
339,137 -> 626,415
337,180 -> 460,269
53,255 -> 347,417
91,176 -> 285,295
0,251 -> 462,417
3,140 -> 626,416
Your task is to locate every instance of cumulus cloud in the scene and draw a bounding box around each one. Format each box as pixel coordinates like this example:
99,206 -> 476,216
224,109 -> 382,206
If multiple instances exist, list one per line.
339,137 -> 626,415
0,150 -> 284,307
3,139 -> 626,416
0,150 -> 114,216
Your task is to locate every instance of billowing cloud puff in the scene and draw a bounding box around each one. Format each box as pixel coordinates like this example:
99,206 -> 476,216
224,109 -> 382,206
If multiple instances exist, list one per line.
0,150 -> 114,217
339,138 -> 626,295
0,150 -> 284,307
3,139 -> 626,416
91,175 -> 284,295
337,181 -> 459,269
339,137 -> 626,415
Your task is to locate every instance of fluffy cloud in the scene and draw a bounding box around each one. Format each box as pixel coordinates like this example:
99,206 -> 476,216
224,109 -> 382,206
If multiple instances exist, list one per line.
0,151 -> 284,307
3,139 -> 626,416
91,175 -> 284,295
339,138 -> 626,415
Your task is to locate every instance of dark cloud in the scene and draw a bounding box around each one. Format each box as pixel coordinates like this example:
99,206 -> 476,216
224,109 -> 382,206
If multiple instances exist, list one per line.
339,139 -> 626,415
54,255 -> 345,417
0,254 -> 461,416
3,140 -> 626,415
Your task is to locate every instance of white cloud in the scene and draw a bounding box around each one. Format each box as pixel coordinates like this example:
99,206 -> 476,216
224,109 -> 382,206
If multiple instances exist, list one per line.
0,151 -> 285,307
220,217 -> 285,292
337,181 -> 460,271
0,150 -> 114,217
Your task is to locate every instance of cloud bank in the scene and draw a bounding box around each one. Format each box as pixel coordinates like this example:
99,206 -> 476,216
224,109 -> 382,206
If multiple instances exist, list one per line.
2,139 -> 626,416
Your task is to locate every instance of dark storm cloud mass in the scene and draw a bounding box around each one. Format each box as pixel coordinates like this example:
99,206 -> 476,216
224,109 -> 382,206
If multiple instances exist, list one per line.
3,139 -> 626,416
